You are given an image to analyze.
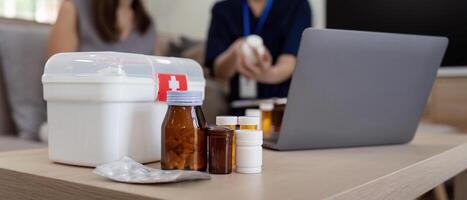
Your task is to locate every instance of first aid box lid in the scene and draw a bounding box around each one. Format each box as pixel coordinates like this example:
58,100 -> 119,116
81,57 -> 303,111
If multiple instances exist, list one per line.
42,52 -> 205,102
42,52 -> 204,83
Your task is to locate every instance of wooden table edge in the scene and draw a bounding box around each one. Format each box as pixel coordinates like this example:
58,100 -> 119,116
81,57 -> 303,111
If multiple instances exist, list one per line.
0,168 -> 158,200
327,143 -> 467,200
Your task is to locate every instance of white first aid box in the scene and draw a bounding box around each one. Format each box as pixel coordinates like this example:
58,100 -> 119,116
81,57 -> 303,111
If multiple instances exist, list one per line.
42,52 -> 205,166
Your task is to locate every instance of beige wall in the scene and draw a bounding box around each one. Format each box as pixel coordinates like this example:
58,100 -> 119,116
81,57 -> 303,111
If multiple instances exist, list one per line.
145,0 -> 325,39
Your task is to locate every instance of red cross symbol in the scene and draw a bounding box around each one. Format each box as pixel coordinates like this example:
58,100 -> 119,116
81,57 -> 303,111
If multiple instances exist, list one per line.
157,73 -> 188,101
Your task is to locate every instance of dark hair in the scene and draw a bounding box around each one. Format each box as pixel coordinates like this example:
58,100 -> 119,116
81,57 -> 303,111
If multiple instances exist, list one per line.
92,0 -> 152,43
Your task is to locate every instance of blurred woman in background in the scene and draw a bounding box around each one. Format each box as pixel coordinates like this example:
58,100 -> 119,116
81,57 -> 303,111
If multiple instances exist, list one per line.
42,0 -> 157,142
48,0 -> 158,57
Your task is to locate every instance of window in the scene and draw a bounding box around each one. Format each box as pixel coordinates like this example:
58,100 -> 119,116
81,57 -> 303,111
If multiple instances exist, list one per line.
0,0 -> 60,23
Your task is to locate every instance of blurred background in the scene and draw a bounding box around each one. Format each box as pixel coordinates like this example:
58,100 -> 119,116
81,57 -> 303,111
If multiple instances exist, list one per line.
0,0 -> 326,38
0,0 -> 465,146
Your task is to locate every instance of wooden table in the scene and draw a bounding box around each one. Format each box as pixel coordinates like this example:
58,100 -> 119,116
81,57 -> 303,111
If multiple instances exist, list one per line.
1,131 -> 467,200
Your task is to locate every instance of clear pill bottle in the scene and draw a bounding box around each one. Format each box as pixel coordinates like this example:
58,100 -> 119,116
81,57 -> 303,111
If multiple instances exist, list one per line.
216,116 -> 238,169
235,130 -> 263,174
238,116 -> 260,130
245,109 -> 262,129
260,102 -> 274,136
216,116 -> 237,130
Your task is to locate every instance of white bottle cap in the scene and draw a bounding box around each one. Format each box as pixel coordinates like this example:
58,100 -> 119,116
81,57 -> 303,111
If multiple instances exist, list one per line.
245,109 -> 261,117
275,98 -> 287,105
246,35 -> 264,49
238,116 -> 260,126
259,102 -> 274,111
216,116 -> 238,126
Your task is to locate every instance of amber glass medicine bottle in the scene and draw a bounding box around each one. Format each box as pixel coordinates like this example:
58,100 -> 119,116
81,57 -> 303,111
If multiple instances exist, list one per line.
207,126 -> 234,174
162,91 -> 207,171
272,98 -> 287,133
260,102 -> 274,136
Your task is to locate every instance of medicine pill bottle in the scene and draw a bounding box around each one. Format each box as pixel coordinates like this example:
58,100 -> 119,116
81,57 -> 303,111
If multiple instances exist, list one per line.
245,109 -> 262,129
272,98 -> 287,133
235,130 -> 263,174
216,116 -> 237,130
260,102 -> 274,136
207,126 -> 234,174
238,116 -> 260,130
242,35 -> 265,66
162,91 -> 207,171
216,116 -> 238,169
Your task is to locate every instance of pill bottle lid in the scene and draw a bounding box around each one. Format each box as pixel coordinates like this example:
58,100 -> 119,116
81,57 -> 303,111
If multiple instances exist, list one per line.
207,125 -> 234,137
245,109 -> 261,117
246,35 -> 264,48
275,98 -> 287,105
238,116 -> 260,125
235,130 -> 263,141
216,116 -> 238,126
259,101 -> 274,111
167,91 -> 203,106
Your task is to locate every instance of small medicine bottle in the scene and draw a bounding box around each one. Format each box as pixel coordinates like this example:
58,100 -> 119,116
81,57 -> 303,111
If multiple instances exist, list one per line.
260,102 -> 274,136
216,116 -> 238,169
242,35 -> 265,66
216,116 -> 237,130
245,109 -> 262,129
238,116 -> 260,130
272,98 -> 287,133
207,126 -> 234,174
161,91 -> 207,171
235,129 -> 263,174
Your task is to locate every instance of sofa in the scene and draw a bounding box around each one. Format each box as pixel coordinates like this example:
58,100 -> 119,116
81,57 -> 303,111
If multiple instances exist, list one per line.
0,18 -> 49,141
0,18 -> 228,142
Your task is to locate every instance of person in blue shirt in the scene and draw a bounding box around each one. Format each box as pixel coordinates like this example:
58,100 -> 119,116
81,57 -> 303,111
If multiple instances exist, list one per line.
205,0 -> 312,111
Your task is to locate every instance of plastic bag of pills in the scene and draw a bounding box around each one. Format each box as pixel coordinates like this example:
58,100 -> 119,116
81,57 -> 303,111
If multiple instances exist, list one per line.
93,157 -> 211,184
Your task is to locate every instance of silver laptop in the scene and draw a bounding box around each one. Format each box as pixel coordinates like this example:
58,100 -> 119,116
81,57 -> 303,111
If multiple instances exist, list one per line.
263,28 -> 448,150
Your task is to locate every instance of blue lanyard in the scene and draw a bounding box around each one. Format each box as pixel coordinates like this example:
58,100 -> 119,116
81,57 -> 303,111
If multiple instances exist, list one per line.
242,0 -> 274,36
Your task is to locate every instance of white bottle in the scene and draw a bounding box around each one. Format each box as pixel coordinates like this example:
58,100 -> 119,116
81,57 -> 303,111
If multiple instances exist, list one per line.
242,35 -> 266,66
239,35 -> 265,98
235,130 -> 263,174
